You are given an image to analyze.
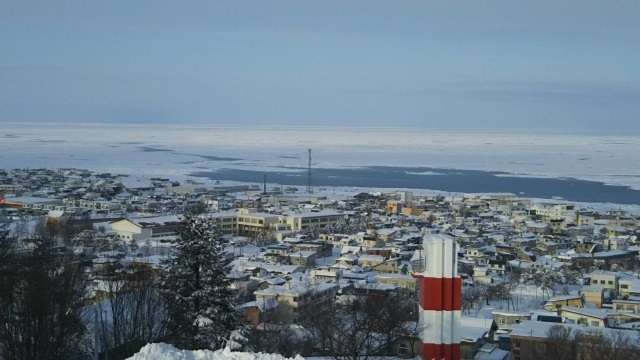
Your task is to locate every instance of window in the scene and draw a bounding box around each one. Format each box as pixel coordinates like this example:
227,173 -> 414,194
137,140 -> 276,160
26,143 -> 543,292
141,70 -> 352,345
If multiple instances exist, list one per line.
608,281 -> 614,285
591,321 -> 599,326
621,284 -> 628,289
397,343 -> 410,357
498,318 -> 506,325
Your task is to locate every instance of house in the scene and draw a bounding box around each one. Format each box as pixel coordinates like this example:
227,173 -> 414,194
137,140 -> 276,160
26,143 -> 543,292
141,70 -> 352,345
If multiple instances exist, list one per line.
612,299 -> 640,314
603,226 -> 632,237
579,285 -> 605,308
358,254 -> 385,268
310,269 -> 343,282
509,321 -> 638,360
340,245 -> 365,256
509,238 -> 536,249
45,209 -> 71,225
604,237 -> 628,251
254,280 -> 339,323
366,247 -> 393,259
361,235 -> 384,247
335,253 -> 359,266
242,298 -> 279,326
589,270 -> 619,292
228,272 -> 260,302
533,241 -> 557,256
374,273 -> 417,299
473,266 -> 499,284
618,276 -> 640,297
524,222 -> 550,235
288,251 -> 317,267
375,228 -> 399,243
459,325 -> 488,360
575,241 -> 600,254
488,259 -> 507,275
559,306 -> 608,327
110,215 -> 182,241
266,245 -> 290,256
372,257 -> 406,274
544,295 -> 584,311
492,311 -> 532,330
473,343 -> 509,360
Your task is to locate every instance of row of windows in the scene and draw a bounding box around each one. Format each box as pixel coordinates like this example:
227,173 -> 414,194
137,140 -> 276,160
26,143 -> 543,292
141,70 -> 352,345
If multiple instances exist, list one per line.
595,279 -> 615,285
237,217 -> 264,224
301,217 -> 340,224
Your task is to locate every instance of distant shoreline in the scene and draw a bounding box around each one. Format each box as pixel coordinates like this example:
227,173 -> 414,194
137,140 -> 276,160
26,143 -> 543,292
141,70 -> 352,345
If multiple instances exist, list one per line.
192,165 -> 640,205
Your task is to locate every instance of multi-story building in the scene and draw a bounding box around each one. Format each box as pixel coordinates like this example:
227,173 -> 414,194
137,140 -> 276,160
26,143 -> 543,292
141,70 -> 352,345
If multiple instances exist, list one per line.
590,270 -> 619,292
254,280 -> 339,323
280,210 -> 345,232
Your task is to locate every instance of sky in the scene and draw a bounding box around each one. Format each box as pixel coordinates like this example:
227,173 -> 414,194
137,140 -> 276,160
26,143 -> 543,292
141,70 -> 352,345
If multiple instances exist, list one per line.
1,1 -> 639,130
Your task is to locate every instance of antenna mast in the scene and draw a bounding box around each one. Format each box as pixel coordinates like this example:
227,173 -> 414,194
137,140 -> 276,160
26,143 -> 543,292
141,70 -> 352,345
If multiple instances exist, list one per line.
307,149 -> 312,193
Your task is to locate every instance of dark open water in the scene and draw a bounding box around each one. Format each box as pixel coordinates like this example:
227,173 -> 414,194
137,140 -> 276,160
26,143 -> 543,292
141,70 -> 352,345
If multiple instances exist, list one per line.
191,166 -> 640,205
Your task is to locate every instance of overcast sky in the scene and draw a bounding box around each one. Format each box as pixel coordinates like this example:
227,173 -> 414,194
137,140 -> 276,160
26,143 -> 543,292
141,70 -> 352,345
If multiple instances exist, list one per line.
1,1 -> 639,130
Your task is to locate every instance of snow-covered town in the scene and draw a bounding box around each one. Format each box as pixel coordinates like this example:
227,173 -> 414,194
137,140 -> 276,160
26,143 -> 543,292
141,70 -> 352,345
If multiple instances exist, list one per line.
1,167 -> 640,359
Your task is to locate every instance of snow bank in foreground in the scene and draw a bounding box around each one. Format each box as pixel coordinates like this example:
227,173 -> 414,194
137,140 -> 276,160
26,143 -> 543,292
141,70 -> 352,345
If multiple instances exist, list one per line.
127,343 -> 304,360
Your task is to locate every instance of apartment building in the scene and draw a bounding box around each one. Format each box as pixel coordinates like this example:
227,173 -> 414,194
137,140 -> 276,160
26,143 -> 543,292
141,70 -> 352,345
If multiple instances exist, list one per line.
254,280 -> 339,323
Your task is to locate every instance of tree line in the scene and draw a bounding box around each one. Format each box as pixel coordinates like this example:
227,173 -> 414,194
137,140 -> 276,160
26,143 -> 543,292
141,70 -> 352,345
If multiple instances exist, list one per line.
0,213 -> 419,359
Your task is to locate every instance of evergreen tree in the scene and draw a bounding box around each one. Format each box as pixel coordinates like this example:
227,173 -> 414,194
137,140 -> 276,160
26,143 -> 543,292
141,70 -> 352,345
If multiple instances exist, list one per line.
160,215 -> 237,350
0,233 -> 87,360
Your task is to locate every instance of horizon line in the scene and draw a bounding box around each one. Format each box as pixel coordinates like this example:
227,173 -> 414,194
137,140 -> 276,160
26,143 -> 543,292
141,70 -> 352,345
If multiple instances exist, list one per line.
2,121 -> 638,134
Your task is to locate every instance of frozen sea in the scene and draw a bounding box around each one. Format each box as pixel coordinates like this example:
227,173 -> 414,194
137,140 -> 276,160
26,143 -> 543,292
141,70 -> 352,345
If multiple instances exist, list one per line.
1,123 -> 639,205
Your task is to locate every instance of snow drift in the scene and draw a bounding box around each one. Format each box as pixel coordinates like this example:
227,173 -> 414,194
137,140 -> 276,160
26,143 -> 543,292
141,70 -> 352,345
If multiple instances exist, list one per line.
126,343 -> 305,360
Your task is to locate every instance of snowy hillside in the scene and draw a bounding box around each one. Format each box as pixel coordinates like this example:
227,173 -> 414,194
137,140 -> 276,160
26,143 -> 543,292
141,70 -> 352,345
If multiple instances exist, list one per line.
127,343 -> 304,360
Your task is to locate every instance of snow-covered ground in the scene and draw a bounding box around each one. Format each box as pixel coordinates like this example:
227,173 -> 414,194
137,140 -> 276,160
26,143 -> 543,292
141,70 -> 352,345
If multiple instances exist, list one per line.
126,343 -> 304,360
3,123 -> 639,190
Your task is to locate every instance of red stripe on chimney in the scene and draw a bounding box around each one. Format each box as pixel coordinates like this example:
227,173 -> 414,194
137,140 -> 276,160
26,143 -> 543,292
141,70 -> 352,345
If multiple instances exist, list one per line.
422,343 -> 461,360
416,276 -> 462,311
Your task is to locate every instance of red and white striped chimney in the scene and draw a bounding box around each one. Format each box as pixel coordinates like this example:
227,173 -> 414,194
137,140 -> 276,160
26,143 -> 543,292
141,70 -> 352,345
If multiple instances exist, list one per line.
413,234 -> 461,360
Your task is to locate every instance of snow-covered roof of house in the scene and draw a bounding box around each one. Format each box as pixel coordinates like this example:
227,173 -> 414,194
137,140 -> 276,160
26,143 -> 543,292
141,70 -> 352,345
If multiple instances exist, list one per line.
491,310 -> 532,317
580,285 -> 605,292
232,261 -> 302,275
560,306 -> 608,320
337,253 -> 359,262
548,294 -> 583,302
358,254 -> 384,262
128,255 -> 166,266
375,228 -> 398,236
282,237 -> 302,244
340,245 -> 364,254
590,270 -> 621,278
255,280 -> 338,297
263,277 -> 286,285
374,273 -> 414,281
353,281 -> 395,291
289,251 -> 316,258
242,298 -> 279,312
474,343 -> 510,360
121,215 -> 182,228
